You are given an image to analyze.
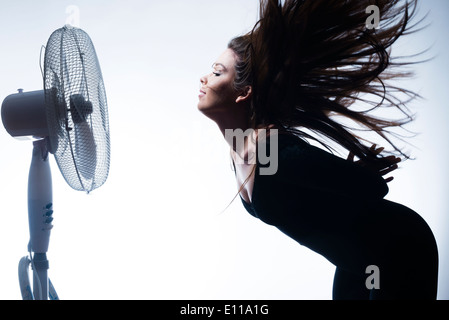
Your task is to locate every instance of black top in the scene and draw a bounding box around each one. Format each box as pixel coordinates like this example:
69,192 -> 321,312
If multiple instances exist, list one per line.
238,133 -> 423,269
237,133 -> 438,298
240,133 -> 388,224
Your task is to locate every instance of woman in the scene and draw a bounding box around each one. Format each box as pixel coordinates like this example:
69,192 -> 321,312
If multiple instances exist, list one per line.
198,0 -> 438,299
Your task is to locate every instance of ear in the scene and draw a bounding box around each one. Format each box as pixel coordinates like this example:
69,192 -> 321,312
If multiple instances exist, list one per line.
235,86 -> 252,104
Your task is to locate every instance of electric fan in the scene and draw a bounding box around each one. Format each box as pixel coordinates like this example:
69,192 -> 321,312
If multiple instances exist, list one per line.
1,25 -> 110,300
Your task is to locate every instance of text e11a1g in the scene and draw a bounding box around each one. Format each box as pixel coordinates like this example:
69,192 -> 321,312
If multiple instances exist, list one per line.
180,304 -> 269,317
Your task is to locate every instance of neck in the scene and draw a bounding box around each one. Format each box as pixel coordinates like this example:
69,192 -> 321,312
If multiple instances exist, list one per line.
216,116 -> 250,139
219,115 -> 258,165
205,108 -> 253,160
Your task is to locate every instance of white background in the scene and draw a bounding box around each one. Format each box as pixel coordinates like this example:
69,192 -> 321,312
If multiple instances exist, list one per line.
0,0 -> 447,300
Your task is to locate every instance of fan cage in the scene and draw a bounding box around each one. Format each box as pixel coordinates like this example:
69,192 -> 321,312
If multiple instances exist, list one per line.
44,25 -> 110,193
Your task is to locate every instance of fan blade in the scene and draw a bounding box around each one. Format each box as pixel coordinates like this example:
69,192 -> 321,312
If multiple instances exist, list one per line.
74,120 -> 97,183
46,86 -> 68,154
70,94 -> 93,123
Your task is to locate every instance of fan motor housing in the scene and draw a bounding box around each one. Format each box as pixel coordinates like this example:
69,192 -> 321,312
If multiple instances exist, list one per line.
1,89 -> 49,139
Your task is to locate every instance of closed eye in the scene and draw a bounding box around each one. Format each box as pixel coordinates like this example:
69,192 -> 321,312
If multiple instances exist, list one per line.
211,63 -> 226,76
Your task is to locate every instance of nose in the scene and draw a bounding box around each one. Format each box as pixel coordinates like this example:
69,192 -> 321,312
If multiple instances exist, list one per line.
200,74 -> 207,86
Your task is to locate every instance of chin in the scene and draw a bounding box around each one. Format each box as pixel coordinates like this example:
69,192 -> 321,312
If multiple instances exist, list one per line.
197,104 -> 218,121
197,102 -> 206,112
197,103 -> 211,117
197,100 -> 211,112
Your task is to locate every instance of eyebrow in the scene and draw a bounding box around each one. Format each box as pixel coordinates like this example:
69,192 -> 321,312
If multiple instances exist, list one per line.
212,63 -> 228,71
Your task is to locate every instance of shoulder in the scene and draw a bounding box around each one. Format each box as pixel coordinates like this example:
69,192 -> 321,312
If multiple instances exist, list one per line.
255,130 -> 389,200
255,130 -> 317,177
257,130 -> 327,166
257,130 -> 310,153
255,130 -> 362,182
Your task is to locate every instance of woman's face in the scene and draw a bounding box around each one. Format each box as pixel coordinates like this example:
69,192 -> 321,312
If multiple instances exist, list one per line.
198,49 -> 240,115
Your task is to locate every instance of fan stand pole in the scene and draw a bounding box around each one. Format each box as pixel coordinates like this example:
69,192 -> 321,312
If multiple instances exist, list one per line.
27,138 -> 53,300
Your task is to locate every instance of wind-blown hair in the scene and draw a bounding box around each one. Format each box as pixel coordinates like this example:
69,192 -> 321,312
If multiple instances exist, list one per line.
228,0 -> 426,165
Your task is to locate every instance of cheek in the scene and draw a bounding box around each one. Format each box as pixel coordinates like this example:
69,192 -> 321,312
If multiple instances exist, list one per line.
208,79 -> 237,104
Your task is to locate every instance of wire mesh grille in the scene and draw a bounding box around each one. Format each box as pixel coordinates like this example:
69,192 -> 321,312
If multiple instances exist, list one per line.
44,25 -> 110,193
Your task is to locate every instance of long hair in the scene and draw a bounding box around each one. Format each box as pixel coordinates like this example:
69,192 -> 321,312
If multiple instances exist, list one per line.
228,0 -> 426,166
